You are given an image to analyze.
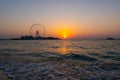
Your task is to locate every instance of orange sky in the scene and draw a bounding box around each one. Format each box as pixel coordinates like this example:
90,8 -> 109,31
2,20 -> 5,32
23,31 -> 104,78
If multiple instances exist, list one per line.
0,0 -> 120,39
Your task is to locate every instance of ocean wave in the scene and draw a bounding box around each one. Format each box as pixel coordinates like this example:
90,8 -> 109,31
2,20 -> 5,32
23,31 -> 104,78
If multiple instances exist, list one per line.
64,54 -> 97,62
46,54 -> 98,62
0,62 -> 120,80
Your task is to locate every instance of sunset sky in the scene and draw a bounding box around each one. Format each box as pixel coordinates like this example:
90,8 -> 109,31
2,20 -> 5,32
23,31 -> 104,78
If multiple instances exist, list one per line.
0,0 -> 120,39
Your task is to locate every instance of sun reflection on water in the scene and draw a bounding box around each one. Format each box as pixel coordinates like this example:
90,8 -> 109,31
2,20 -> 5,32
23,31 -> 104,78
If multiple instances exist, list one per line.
57,41 -> 71,55
59,47 -> 68,54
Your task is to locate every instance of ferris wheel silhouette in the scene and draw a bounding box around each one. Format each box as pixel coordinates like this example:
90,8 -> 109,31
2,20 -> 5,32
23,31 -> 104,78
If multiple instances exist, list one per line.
30,24 -> 45,38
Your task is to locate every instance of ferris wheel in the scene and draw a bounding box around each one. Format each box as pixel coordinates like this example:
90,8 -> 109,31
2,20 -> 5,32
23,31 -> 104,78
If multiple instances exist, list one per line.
30,24 -> 45,38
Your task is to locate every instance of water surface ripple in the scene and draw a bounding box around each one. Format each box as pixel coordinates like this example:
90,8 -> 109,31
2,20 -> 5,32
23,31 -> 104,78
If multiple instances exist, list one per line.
0,40 -> 120,80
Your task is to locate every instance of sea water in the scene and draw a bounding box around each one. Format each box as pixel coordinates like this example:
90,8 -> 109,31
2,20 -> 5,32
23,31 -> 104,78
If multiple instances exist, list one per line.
0,40 -> 120,80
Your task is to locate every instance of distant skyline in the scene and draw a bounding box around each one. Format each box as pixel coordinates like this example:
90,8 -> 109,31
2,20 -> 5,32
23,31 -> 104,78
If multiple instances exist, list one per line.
0,0 -> 120,39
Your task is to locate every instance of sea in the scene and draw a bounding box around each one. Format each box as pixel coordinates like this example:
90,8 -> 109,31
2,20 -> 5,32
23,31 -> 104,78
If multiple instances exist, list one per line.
0,40 -> 120,80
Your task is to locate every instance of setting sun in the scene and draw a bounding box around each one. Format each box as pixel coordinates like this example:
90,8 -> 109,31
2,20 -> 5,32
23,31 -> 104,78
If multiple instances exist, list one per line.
63,35 -> 67,38
62,32 -> 68,39
52,22 -> 80,39
59,30 -> 69,39
55,28 -> 74,39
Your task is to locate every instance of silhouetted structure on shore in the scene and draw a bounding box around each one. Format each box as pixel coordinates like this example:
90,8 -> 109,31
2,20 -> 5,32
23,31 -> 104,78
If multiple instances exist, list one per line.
12,23 -> 60,40
21,36 -> 33,40
12,36 -> 60,40
106,37 -> 115,40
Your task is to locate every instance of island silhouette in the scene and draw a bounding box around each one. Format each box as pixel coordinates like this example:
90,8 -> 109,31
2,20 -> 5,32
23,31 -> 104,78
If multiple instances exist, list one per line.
12,35 -> 60,40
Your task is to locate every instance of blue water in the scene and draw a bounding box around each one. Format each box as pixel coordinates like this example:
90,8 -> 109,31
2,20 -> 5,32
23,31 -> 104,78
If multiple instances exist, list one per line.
0,40 -> 120,80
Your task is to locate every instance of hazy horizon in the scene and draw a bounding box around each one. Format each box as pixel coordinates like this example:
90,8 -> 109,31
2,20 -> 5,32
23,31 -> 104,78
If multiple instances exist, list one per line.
0,0 -> 120,39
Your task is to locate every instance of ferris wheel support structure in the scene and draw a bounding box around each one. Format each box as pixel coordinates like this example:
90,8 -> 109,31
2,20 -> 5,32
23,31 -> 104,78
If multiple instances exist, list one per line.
30,24 -> 45,38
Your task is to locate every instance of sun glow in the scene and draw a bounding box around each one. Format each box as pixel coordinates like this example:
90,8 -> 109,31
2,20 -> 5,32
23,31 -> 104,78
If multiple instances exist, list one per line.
63,33 -> 67,38
55,27 -> 75,39
63,35 -> 67,38
53,23 -> 76,39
